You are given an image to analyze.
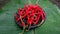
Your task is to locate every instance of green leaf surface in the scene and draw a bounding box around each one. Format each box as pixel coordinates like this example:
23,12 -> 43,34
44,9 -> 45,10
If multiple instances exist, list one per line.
0,0 -> 60,34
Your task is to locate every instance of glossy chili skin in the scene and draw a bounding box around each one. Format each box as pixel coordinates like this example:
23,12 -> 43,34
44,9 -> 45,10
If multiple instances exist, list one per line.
14,4 -> 46,29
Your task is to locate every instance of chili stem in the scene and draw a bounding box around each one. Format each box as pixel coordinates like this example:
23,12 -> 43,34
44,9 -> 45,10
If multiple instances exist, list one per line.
36,0 -> 40,4
19,16 -> 25,34
32,29 -> 35,34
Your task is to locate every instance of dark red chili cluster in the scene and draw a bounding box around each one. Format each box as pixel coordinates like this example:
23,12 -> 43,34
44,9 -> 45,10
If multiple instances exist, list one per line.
14,4 -> 45,28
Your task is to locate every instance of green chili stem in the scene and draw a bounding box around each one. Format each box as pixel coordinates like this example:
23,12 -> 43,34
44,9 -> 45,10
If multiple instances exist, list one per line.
32,29 -> 35,34
36,0 -> 40,4
19,16 -> 25,34
26,24 -> 31,31
28,0 -> 32,4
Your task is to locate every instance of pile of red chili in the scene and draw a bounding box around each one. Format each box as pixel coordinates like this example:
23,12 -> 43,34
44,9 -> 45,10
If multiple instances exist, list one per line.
14,4 -> 45,29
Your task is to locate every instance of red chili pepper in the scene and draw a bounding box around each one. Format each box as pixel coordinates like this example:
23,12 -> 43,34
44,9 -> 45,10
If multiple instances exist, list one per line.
21,22 -> 25,27
14,14 -> 20,21
16,4 -> 45,27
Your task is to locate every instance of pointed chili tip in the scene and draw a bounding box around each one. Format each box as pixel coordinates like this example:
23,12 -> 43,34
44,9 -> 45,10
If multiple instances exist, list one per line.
21,22 -> 25,27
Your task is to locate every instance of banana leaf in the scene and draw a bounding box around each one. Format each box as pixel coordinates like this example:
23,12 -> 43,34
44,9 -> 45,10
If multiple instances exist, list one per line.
0,0 -> 60,34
